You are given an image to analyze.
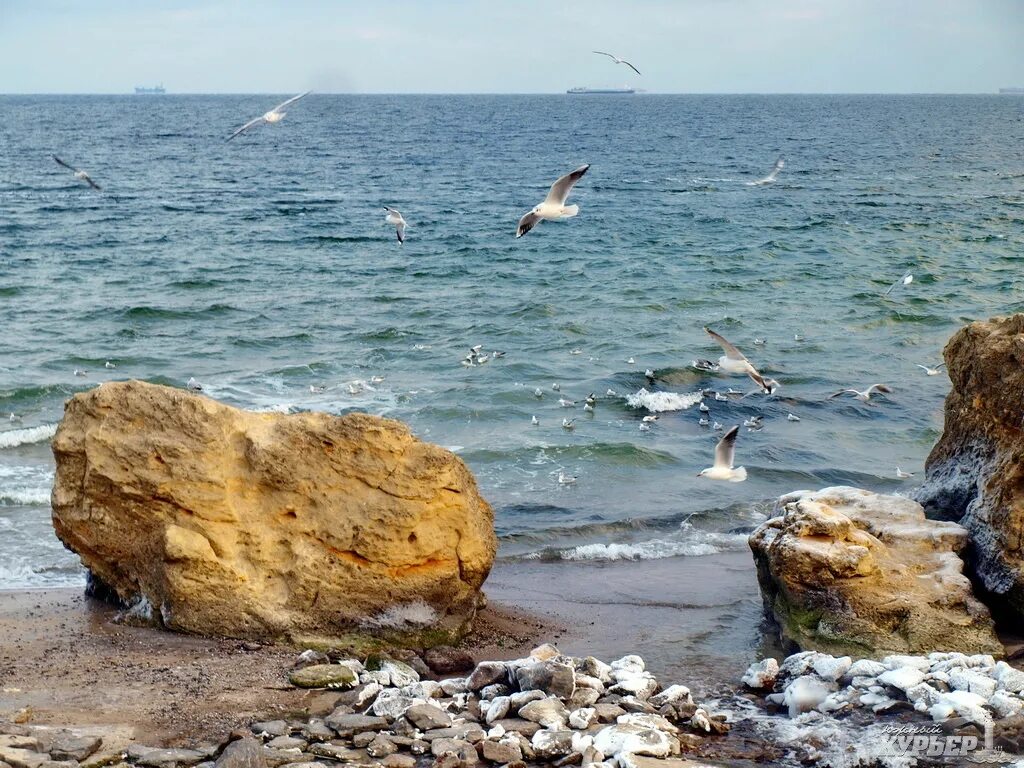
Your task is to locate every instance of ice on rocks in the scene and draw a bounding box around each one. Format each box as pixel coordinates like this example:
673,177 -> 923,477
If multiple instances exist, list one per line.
929,690 -> 992,726
845,659 -> 886,679
649,684 -> 693,708
568,708 -> 597,729
782,675 -> 833,717
991,690 -> 1024,719
811,655 -> 851,682
877,667 -> 926,691
740,659 -> 779,691
592,724 -> 671,759
609,655 -> 646,675
881,655 -> 932,672
995,661 -> 1024,693
949,668 -> 997,698
371,689 -> 425,720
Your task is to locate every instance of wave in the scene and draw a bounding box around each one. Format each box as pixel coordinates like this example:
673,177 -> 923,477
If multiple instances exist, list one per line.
0,423 -> 58,449
0,487 -> 51,506
516,527 -> 749,563
626,388 -> 703,412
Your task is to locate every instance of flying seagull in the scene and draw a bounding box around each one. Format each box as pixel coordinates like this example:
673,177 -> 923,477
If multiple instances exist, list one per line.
704,327 -> 779,394
227,91 -> 311,141
53,156 -> 101,190
829,384 -> 892,403
884,273 -> 914,296
748,157 -> 785,186
383,207 -> 407,244
592,51 -> 642,76
917,363 -> 946,376
516,164 -> 590,238
698,426 -> 747,482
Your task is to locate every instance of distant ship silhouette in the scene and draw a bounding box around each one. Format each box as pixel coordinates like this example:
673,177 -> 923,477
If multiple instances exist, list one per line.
134,84 -> 166,94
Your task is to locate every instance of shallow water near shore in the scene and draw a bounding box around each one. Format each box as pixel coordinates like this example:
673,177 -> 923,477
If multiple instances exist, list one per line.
1,94 -> 1022,655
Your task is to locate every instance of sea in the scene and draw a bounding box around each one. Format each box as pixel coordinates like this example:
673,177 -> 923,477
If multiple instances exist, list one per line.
1,93 -> 1022,594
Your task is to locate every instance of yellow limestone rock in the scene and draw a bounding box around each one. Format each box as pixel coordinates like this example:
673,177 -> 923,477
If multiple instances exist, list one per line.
51,380 -> 496,642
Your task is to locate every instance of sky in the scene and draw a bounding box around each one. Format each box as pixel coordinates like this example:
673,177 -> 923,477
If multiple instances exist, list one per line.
1,0 -> 1022,94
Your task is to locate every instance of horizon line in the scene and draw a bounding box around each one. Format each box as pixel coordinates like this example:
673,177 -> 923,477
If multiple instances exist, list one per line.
0,90 -> 1017,97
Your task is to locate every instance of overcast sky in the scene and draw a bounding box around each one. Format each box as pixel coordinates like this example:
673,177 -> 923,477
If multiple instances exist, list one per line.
2,0 -> 1022,94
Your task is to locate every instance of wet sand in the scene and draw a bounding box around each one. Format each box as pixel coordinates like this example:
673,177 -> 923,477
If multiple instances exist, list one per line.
0,552 -> 762,745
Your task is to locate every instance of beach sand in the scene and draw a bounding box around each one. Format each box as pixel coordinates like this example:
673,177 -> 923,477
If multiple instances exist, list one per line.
0,551 -> 764,745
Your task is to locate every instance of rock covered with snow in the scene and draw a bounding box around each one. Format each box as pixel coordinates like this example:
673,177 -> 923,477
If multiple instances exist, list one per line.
748,486 -> 1002,656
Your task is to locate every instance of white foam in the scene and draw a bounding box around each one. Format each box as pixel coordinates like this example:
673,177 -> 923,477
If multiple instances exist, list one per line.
0,423 -> 58,449
625,388 -> 703,413
362,600 -> 438,629
0,488 -> 51,506
558,539 -> 721,561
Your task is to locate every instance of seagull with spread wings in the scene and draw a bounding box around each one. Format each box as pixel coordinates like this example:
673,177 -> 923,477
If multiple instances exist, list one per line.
698,426 -> 747,482
52,156 -> 102,190
748,157 -> 785,186
592,51 -> 642,76
383,207 -> 407,244
516,164 -> 590,238
703,327 -> 779,394
829,384 -> 893,403
227,91 -> 311,141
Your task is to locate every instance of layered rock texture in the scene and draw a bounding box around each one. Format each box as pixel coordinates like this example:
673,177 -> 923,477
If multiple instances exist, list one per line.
51,380 -> 496,642
749,486 -> 1001,657
916,315 -> 1024,621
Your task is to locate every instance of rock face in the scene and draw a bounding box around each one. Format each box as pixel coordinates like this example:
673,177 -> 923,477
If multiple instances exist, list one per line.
51,380 -> 496,641
749,486 -> 1001,657
915,315 -> 1024,621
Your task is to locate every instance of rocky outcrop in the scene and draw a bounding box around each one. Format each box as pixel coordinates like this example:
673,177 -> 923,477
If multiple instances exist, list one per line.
915,315 -> 1024,621
749,486 -> 1001,657
51,380 -> 496,642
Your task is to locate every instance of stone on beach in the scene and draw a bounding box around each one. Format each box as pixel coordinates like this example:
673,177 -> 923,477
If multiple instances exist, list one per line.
51,380 -> 496,642
748,486 -> 1002,656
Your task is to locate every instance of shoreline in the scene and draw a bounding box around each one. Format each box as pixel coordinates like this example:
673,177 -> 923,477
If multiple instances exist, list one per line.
0,552 -> 762,745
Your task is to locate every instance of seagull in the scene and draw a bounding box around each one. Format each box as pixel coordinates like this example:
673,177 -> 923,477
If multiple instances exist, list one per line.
642,414 -> 658,423
698,416 -> 709,426
605,388 -> 617,396
714,392 -> 728,402
309,385 -> 326,394
917,363 -> 946,376
370,375 -> 385,384
583,402 -> 594,413
753,338 -> 767,346
698,426 -> 747,482
713,421 -> 724,431
691,359 -> 720,372
186,377 -> 203,391
743,416 -> 763,428
383,207 -> 407,244
585,393 -> 596,407
896,467 -> 914,479
829,384 -> 893,403
531,415 -> 539,426
639,423 -> 651,432
534,387 -> 544,398
592,51 -> 642,76
626,357 -> 635,364
644,369 -> 655,379
73,368 -> 87,377
699,402 -> 710,413
747,157 -> 785,186
569,348 -> 582,355
787,413 -> 801,422
557,471 -> 577,485
53,156 -> 102,191
794,334 -> 805,342
884,273 -> 914,296
104,361 -> 116,369
559,398 -> 576,408
516,164 -> 590,238
704,327 -> 779,394
492,351 -> 506,359
227,91 -> 310,141
562,418 -> 576,431
552,383 -> 560,391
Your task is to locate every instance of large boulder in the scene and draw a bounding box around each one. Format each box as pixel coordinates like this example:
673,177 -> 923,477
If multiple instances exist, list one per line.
915,315 -> 1024,621
51,380 -> 496,642
749,486 -> 1001,657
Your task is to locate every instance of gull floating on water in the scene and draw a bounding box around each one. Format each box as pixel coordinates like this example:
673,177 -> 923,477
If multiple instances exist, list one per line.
691,359 -> 719,372
642,414 -> 658,423
829,383 -> 893,403
753,338 -> 767,346
104,361 -> 116,369
559,398 -> 576,408
383,207 -> 407,244
516,164 -> 590,238
626,357 -> 635,364
73,369 -> 87,377
552,383 -> 560,391
309,385 -> 326,394
917,363 -> 946,376
53,156 -> 102,191
699,402 -> 710,413
562,418 -> 576,431
534,387 -> 544,398
186,377 -> 203,391
227,91 -> 311,141
698,416 -> 709,426
585,393 -> 596,407
884,272 -> 914,296
531,415 -> 539,426
713,421 -> 723,431
787,413 -> 801,422
896,467 -> 914,479
704,327 -> 779,394
592,51 -> 642,76
747,157 -> 785,186
558,471 -> 577,485
606,388 -> 617,396
639,423 -> 651,432
698,426 -> 747,482
714,392 -> 728,402
794,334 -> 805,342
743,416 -> 763,428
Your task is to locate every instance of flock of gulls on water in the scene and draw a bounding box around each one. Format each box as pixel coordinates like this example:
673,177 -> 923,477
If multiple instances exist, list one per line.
46,52 -> 937,487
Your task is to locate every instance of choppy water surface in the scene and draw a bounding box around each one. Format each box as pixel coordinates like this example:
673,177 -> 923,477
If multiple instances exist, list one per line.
1,94 -> 1022,588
